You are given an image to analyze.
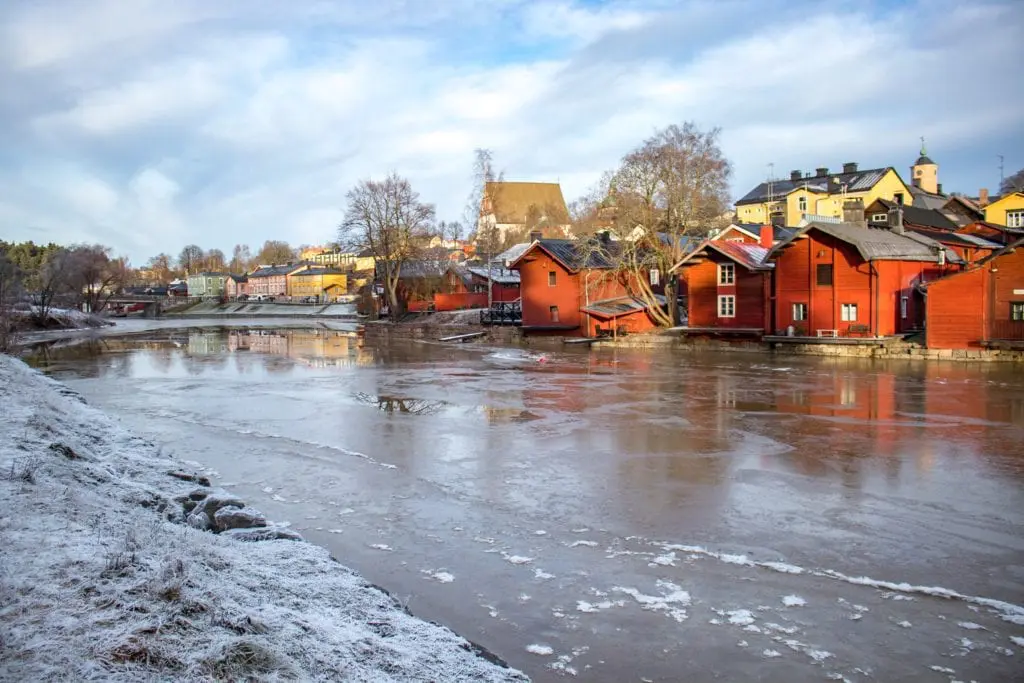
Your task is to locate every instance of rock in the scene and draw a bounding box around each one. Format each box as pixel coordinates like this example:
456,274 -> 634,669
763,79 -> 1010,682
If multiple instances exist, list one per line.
186,510 -> 211,531
214,506 -> 267,532
188,489 -> 210,501
222,527 -> 304,542
167,470 -> 212,487
49,443 -> 84,460
191,493 -> 246,524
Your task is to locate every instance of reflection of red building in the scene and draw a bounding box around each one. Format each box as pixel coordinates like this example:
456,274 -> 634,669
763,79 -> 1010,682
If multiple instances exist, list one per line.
510,239 -> 661,337
923,237 -> 1024,349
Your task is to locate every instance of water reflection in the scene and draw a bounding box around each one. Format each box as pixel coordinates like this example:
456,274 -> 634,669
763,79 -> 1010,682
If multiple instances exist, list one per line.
354,392 -> 448,415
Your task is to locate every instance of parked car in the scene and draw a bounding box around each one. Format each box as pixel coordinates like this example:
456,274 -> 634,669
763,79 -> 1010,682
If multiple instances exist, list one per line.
254,294 -> 275,302
300,296 -> 318,304
236,294 -> 249,301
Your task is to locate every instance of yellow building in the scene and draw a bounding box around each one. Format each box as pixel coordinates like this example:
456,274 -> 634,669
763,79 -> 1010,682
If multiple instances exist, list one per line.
735,162 -> 914,226
983,192 -> 1024,228
286,265 -> 348,301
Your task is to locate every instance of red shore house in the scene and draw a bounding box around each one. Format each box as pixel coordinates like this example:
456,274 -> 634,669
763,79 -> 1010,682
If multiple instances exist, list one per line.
956,221 -> 1024,247
765,216 -> 962,337
922,237 -> 1024,349
865,199 -> 1000,264
435,264 -> 521,311
673,239 -> 773,335
509,238 -> 662,337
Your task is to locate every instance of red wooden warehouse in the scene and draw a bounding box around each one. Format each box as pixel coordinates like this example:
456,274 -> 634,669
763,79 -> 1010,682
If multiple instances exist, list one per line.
509,238 -> 662,337
673,240 -> 773,335
765,218 -> 961,337
922,237 -> 1024,349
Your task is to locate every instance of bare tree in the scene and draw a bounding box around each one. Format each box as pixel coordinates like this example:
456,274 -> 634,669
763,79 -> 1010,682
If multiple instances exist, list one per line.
230,244 -> 252,273
255,240 -> 293,265
0,249 -> 20,351
464,149 -> 508,307
178,244 -> 204,275
67,245 -> 130,313
601,122 -> 731,327
145,253 -> 176,283
1001,168 -> 1024,195
339,173 -> 435,321
200,248 -> 226,272
28,248 -> 74,324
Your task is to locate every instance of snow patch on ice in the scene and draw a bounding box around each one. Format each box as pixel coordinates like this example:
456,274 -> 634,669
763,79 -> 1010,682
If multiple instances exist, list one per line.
929,665 -> 955,673
897,620 -> 912,628
369,543 -> 393,551
502,553 -> 534,565
576,600 -> 624,613
762,649 -> 782,658
762,561 -> 804,575
261,486 -> 274,493
534,568 -> 555,580
957,621 -> 983,630
421,570 -> 454,583
649,552 -> 677,567
271,494 -> 287,502
727,609 -> 756,626
782,594 -> 806,607
1011,636 -> 1024,647
569,540 -> 598,548
534,530 -> 547,535
526,644 -> 553,656
612,581 -> 691,623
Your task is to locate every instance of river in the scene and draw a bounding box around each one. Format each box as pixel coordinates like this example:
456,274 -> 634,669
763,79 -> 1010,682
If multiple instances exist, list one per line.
24,321 -> 1024,682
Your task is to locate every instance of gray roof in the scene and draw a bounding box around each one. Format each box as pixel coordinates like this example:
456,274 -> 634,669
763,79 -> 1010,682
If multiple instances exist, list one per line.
466,265 -> 520,284
768,221 -> 962,264
515,238 -> 617,271
908,185 -> 947,210
582,294 -> 666,319
737,167 -> 899,205
248,265 -> 294,278
495,242 -> 531,266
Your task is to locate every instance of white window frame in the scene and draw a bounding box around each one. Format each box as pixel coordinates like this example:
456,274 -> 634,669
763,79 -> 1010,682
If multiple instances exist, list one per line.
841,303 -> 858,322
1007,210 -> 1024,229
798,196 -> 807,212
792,303 -> 808,321
718,263 -> 735,286
718,295 -> 736,318
871,213 -> 888,222
900,296 -> 908,319
1011,302 -> 1024,321
548,271 -> 557,287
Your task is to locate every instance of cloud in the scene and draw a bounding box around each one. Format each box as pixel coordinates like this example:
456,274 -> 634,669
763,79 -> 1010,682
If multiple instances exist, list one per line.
0,0 -> 1021,263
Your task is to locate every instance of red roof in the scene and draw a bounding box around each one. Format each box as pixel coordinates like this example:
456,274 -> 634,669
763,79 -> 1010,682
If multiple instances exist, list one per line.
673,239 -> 772,271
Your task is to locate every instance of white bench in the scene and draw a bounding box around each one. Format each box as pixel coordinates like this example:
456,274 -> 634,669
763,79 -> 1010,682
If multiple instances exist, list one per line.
816,329 -> 838,338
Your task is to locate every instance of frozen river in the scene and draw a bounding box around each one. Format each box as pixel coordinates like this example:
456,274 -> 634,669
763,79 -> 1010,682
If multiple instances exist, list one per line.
26,323 -> 1024,682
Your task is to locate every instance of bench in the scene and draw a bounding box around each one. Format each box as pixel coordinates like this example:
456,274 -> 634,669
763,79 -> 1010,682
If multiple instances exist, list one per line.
816,329 -> 838,338
847,324 -> 871,337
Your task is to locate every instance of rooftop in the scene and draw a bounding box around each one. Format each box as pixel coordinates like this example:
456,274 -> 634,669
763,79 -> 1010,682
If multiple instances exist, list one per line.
248,265 -> 295,278
868,199 -> 958,231
483,181 -> 570,225
736,166 -> 898,205
768,221 -> 961,264
582,294 -> 666,320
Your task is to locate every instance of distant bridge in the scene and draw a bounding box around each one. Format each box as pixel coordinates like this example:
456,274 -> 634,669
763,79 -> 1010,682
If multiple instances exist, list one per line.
104,295 -> 166,317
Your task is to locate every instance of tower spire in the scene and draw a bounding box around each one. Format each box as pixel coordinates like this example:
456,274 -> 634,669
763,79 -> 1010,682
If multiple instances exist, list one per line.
920,136 -> 927,157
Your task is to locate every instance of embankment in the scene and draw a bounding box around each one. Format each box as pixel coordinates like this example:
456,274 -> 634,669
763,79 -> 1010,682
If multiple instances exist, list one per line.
0,355 -> 527,682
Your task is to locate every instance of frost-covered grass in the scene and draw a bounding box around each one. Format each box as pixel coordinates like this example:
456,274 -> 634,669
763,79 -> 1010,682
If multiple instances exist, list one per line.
0,356 -> 527,682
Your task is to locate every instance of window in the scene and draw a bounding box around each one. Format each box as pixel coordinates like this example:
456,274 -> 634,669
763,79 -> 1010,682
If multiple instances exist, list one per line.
798,196 -> 807,212
871,213 -> 888,222
841,303 -> 858,322
548,271 -> 556,286
718,263 -> 735,285
549,305 -> 559,322
1011,302 -> 1024,321
718,295 -> 735,318
894,192 -> 905,205
1007,210 -> 1024,229
792,303 -> 808,321
816,264 -> 833,286
900,296 -> 908,319
916,169 -> 923,177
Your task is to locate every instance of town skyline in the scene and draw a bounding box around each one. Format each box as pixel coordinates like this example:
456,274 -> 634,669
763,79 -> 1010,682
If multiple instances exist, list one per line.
1,0 -> 1022,263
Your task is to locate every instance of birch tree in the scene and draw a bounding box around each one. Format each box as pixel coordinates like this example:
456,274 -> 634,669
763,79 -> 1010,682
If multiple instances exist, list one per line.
339,173 -> 435,321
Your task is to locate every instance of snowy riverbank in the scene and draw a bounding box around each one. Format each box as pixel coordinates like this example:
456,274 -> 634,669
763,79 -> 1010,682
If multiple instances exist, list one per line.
0,355 -> 527,682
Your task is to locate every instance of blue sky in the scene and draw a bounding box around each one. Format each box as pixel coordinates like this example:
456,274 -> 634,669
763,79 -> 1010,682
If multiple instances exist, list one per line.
0,0 -> 1021,263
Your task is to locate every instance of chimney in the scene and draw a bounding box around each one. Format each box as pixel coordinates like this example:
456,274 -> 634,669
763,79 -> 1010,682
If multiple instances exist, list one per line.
790,170 -> 802,181
759,225 -> 774,249
911,177 -> 920,188
937,183 -> 943,195
978,188 -> 989,206
887,204 -> 904,234
528,230 -> 542,242
842,198 -> 865,226
842,162 -> 858,174
815,167 -> 829,178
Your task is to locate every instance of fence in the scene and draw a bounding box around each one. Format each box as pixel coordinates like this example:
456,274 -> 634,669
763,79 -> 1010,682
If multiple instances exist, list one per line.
433,292 -> 488,312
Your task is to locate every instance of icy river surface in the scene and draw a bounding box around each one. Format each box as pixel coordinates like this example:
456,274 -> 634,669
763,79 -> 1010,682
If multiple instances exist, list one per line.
27,323 -> 1024,682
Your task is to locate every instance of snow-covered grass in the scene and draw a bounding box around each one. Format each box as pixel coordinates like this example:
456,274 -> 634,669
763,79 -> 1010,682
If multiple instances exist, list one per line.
0,355 -> 527,682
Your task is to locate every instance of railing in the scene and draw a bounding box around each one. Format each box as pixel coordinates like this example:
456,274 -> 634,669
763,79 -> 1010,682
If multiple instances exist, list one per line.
988,320 -> 1024,341
480,301 -> 521,326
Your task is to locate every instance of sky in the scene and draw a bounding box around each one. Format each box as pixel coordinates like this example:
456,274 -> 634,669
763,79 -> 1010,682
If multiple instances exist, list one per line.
1,0 -> 1022,264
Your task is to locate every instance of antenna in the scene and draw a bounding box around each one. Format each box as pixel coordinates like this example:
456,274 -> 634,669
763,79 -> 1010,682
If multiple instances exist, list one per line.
998,155 -> 1005,188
